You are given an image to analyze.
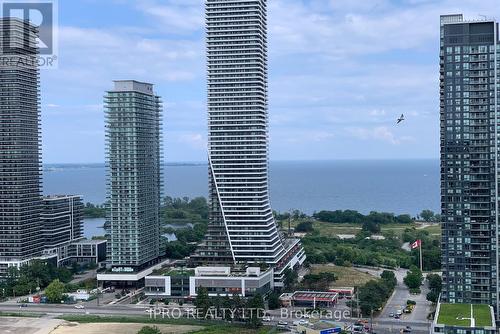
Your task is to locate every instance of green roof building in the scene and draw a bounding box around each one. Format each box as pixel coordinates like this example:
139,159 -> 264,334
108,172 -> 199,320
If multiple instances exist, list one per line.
433,303 -> 496,333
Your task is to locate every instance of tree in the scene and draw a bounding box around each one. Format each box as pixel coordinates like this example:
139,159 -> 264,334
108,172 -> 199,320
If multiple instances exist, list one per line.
358,280 -> 392,315
433,214 -> 442,223
283,268 -> 298,292
268,292 -> 280,310
420,210 -> 435,222
301,272 -> 336,291
45,279 -> 65,303
246,293 -> 265,328
137,326 -> 161,334
395,214 -> 413,225
426,274 -> 442,304
427,274 -> 442,292
403,266 -> 423,290
426,291 -> 439,303
194,287 -> 211,317
362,220 -> 380,233
295,221 -> 314,233
380,270 -> 397,289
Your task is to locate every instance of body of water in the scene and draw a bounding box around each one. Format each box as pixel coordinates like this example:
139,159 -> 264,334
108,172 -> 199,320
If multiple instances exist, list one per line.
44,160 -> 440,238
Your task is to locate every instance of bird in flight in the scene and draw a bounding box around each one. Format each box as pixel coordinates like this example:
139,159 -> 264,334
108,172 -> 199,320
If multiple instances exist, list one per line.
397,114 -> 405,124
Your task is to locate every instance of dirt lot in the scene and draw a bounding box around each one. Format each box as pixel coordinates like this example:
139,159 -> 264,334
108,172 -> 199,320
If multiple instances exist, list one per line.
49,322 -> 203,334
0,316 -> 64,334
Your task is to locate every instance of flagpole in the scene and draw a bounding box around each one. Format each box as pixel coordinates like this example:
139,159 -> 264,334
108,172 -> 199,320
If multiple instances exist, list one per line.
419,240 -> 423,272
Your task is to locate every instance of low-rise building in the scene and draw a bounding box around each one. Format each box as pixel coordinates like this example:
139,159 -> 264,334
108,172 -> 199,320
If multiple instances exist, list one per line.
432,303 -> 496,334
144,266 -> 274,299
42,195 -> 83,248
40,195 -> 107,266
43,239 -> 107,266
279,291 -> 339,308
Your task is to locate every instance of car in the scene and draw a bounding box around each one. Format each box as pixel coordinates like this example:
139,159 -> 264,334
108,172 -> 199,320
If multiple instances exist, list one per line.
262,316 -> 271,322
74,304 -> 85,309
405,326 -> 412,330
278,321 -> 288,326
402,328 -> 412,333
353,325 -> 364,332
394,314 -> 401,319
19,304 -> 28,308
389,312 -> 395,317
396,310 -> 403,315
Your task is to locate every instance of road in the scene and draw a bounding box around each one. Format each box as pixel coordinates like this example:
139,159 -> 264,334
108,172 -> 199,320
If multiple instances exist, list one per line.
0,265 -> 434,334
0,303 -> 149,316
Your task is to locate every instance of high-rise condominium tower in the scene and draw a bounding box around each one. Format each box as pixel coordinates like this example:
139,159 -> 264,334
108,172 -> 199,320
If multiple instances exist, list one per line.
105,80 -> 162,272
0,18 -> 43,275
440,14 -> 500,314
194,0 -> 305,271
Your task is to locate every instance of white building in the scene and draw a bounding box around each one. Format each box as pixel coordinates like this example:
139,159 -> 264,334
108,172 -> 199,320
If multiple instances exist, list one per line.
192,0 -> 305,284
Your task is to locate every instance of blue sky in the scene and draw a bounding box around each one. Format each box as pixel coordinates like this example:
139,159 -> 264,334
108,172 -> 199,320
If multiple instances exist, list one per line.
40,0 -> 499,163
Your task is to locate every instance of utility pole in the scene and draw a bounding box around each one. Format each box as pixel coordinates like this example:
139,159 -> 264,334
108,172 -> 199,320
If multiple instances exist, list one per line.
370,309 -> 374,333
356,290 -> 360,319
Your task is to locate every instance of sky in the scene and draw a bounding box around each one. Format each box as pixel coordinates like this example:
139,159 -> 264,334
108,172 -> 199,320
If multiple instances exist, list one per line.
39,0 -> 500,163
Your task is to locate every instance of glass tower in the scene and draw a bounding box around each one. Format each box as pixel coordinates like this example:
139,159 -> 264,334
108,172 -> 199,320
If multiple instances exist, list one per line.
440,14 -> 500,315
0,18 -> 43,274
105,80 -> 162,271
194,0 -> 305,272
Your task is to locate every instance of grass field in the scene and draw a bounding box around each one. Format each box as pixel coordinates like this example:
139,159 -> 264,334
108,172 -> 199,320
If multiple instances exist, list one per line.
310,264 -> 378,287
437,303 -> 493,328
437,303 -> 471,326
290,220 -> 441,239
473,304 -> 493,327
419,224 -> 441,235
0,311 -> 42,318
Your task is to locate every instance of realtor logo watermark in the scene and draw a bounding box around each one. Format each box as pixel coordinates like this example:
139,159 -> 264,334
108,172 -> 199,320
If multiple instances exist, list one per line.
146,307 -> 352,322
1,0 -> 58,69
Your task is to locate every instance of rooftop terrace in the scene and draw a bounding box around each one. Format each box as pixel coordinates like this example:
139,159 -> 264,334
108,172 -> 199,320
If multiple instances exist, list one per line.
436,303 -> 494,328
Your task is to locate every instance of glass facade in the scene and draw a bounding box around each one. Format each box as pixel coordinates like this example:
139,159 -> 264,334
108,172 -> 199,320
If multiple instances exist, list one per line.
0,18 -> 43,266
41,195 -> 83,249
193,0 -> 286,265
105,80 -> 162,271
440,14 -> 500,313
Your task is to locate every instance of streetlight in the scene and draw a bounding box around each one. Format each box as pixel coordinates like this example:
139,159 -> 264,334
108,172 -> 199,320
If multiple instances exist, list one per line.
370,308 -> 374,334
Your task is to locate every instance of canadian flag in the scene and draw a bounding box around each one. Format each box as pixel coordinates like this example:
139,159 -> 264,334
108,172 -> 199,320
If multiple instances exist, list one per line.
411,239 -> 422,249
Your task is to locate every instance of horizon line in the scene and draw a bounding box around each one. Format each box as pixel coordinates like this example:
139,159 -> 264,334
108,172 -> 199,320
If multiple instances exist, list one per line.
43,157 -> 440,165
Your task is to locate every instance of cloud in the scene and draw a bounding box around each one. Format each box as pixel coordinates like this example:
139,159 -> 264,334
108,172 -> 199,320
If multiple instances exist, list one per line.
369,109 -> 386,117
346,126 -> 413,145
41,0 -> 498,162
136,0 -> 204,33
177,133 -> 206,150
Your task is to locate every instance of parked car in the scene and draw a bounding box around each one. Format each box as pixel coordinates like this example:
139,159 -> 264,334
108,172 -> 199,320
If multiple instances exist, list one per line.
19,304 -> 28,308
74,304 -> 85,309
389,312 -> 395,317
394,314 -> 401,319
262,316 -> 271,322
277,321 -> 288,329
